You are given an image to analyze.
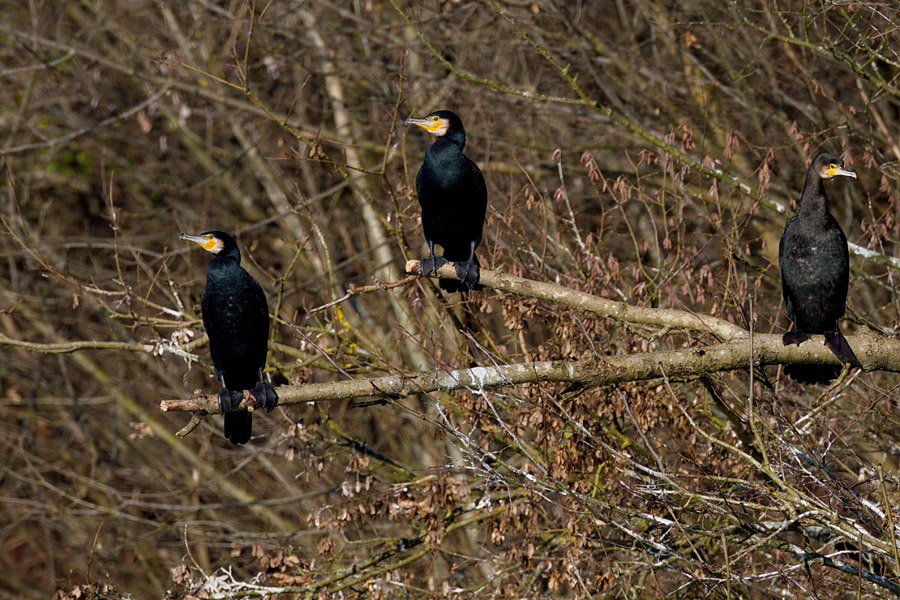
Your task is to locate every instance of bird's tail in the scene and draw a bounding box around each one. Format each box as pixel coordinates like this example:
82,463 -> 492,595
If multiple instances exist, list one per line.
824,330 -> 858,364
783,329 -> 855,385
439,278 -> 484,293
224,411 -> 252,444
785,364 -> 841,385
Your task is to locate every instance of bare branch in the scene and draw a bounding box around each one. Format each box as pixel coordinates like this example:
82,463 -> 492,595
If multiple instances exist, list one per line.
406,261 -> 747,340
161,329 -> 894,414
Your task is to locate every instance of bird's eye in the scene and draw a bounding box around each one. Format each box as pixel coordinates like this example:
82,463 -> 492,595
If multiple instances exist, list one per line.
431,116 -> 439,121
206,234 -> 214,240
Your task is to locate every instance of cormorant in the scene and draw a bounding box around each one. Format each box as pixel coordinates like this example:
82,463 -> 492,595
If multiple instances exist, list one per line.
779,152 -> 858,384
406,110 -> 487,292
181,231 -> 278,443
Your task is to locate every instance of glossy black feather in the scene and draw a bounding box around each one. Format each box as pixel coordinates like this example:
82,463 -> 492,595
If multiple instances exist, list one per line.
779,152 -> 857,384
413,110 -> 487,292
195,231 -> 274,443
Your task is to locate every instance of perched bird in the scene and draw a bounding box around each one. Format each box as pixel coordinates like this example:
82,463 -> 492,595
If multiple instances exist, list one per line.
406,110 -> 487,292
181,231 -> 278,443
779,152 -> 858,384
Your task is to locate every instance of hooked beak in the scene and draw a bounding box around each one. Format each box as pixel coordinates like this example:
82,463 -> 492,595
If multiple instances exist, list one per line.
405,116 -> 440,132
828,166 -> 857,179
180,232 -> 204,244
180,233 -> 216,251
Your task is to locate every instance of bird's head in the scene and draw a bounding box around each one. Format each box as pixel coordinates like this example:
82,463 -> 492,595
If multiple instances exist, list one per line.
405,110 -> 466,147
813,152 -> 857,180
180,231 -> 238,258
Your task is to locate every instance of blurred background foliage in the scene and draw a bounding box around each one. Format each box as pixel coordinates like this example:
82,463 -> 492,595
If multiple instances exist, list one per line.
4,1 -> 900,598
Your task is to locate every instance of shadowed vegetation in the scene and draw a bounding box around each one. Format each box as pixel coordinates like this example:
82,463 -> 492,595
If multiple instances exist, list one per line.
4,2 -> 900,598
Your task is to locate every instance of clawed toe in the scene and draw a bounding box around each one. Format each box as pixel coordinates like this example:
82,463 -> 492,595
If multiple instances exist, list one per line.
420,255 -> 449,276
454,260 -> 481,290
251,383 -> 279,412
782,331 -> 810,346
217,387 -> 245,414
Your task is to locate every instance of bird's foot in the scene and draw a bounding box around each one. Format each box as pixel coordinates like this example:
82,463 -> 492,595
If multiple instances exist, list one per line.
217,387 -> 245,414
782,330 -> 810,346
454,260 -> 481,291
420,255 -> 448,276
824,330 -> 858,365
250,383 -> 279,412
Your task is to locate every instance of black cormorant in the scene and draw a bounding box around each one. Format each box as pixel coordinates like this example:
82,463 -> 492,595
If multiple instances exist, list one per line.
181,231 -> 278,443
779,152 -> 858,384
406,110 -> 487,292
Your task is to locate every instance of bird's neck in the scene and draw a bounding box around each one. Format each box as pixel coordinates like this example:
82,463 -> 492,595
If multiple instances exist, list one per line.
427,138 -> 465,163
797,173 -> 827,215
207,253 -> 241,278
213,247 -> 242,264
446,129 -> 466,149
432,130 -> 466,151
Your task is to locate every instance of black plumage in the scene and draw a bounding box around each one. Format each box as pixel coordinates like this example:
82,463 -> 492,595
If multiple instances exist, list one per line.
406,110 -> 487,292
779,152 -> 858,384
182,231 -> 278,443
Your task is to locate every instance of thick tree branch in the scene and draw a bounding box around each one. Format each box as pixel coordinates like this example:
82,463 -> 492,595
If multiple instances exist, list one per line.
160,330 -> 892,414
160,262 -> 890,415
